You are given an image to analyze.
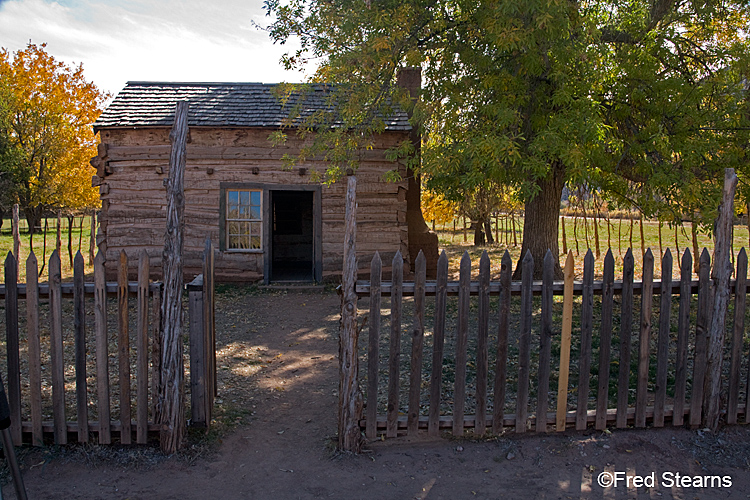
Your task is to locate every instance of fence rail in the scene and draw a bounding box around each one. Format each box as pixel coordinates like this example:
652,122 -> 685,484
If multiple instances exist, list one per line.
356,247 -> 750,439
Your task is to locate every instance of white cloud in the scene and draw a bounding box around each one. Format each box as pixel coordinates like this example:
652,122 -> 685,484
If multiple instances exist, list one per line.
0,0 -> 310,95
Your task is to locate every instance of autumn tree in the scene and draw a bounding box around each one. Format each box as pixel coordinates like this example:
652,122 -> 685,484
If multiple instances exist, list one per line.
262,0 -> 750,277
0,43 -> 106,232
420,187 -> 456,229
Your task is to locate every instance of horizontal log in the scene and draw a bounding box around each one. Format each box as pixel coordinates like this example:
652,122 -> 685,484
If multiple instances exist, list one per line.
106,144 -> 404,163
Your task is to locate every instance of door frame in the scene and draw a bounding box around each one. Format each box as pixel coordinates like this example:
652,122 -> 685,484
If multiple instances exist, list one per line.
264,184 -> 322,284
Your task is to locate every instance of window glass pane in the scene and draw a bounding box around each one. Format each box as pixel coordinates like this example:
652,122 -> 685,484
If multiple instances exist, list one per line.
226,189 -> 262,249
250,191 -> 261,207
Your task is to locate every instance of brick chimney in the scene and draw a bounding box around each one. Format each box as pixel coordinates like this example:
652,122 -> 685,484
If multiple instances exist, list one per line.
396,67 -> 439,278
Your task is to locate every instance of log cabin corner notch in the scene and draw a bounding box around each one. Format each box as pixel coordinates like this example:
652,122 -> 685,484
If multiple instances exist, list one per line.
91,80 -> 438,283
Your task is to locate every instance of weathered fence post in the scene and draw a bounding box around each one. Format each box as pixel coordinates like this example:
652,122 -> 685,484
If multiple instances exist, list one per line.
118,250 -> 131,444
635,249 -> 654,428
4,252 -> 21,444
556,251 -> 574,431
704,168 -> 738,431
136,250 -> 150,444
616,249 -> 634,428
26,252 -> 43,446
537,250 -> 554,432
690,249 -> 711,428
49,250 -> 66,444
74,252 -> 89,443
517,250 -> 533,433
428,250 -> 448,437
576,250 -> 594,430
673,249 -> 692,427
339,175 -> 362,452
454,251 -> 471,435
408,251 -> 426,435
386,251 -> 402,439
365,252 -> 382,440
188,274 -> 207,426
94,252 -> 111,444
727,248 -> 747,425
158,100 -> 189,454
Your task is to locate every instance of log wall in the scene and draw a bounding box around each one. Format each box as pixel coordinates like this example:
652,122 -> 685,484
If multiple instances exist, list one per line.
93,127 -> 410,281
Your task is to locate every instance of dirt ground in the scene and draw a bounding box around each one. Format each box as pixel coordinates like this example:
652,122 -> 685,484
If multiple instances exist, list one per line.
11,288 -> 750,499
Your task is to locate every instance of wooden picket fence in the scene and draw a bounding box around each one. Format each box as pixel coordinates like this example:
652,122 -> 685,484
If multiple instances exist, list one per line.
1,249 -> 161,446
355,247 -> 750,438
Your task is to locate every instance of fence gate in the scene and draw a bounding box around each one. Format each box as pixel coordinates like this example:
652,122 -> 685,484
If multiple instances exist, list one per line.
188,239 -> 217,427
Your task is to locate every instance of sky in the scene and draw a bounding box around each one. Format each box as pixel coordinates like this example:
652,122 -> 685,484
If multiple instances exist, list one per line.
0,0 -> 309,97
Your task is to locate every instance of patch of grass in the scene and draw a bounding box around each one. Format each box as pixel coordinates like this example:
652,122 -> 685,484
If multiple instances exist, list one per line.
1,216 -> 95,281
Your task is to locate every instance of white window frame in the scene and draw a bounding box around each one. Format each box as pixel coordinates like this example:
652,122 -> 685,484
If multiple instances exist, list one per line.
225,188 -> 263,252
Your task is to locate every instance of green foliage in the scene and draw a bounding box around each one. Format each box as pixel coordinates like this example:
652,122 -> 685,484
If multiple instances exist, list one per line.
261,0 -> 750,255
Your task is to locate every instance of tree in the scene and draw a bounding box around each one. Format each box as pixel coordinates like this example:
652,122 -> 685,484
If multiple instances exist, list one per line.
420,187 -> 456,229
0,43 -> 107,232
262,0 -> 750,277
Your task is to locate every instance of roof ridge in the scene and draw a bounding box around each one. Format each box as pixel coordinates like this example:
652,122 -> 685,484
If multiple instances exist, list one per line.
124,81 -> 308,87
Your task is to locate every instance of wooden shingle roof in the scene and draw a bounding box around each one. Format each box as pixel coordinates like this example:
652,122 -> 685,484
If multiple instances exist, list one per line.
94,82 -> 412,131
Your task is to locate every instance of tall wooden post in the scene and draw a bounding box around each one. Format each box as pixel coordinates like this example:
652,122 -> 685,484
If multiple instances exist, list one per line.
704,168 -> 738,430
339,175 -> 362,452
158,100 -> 189,453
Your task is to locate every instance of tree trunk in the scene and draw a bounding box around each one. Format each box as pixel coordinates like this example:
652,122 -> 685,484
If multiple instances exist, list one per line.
67,215 -> 74,267
472,221 -> 485,245
692,220 -> 700,274
24,205 -> 43,236
593,209 -> 600,259
514,162 -> 565,279
629,217 -> 634,252
484,219 -> 494,245
639,216 -> 645,259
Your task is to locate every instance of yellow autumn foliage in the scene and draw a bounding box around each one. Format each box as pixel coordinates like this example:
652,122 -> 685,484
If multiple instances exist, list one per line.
0,43 -> 108,222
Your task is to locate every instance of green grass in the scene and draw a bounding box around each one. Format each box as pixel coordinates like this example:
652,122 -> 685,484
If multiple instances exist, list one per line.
0,215 -> 96,281
430,215 -> 750,281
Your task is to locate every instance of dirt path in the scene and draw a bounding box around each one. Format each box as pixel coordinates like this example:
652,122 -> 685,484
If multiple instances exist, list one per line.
15,290 -> 750,499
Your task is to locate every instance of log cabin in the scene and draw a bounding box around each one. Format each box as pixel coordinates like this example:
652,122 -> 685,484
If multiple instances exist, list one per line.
91,76 -> 438,283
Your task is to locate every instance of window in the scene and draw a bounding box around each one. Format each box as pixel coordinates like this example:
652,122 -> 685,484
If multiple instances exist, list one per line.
226,189 -> 262,250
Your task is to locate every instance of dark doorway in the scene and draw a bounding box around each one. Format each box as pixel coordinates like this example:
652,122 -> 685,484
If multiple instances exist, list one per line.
270,190 -> 314,281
